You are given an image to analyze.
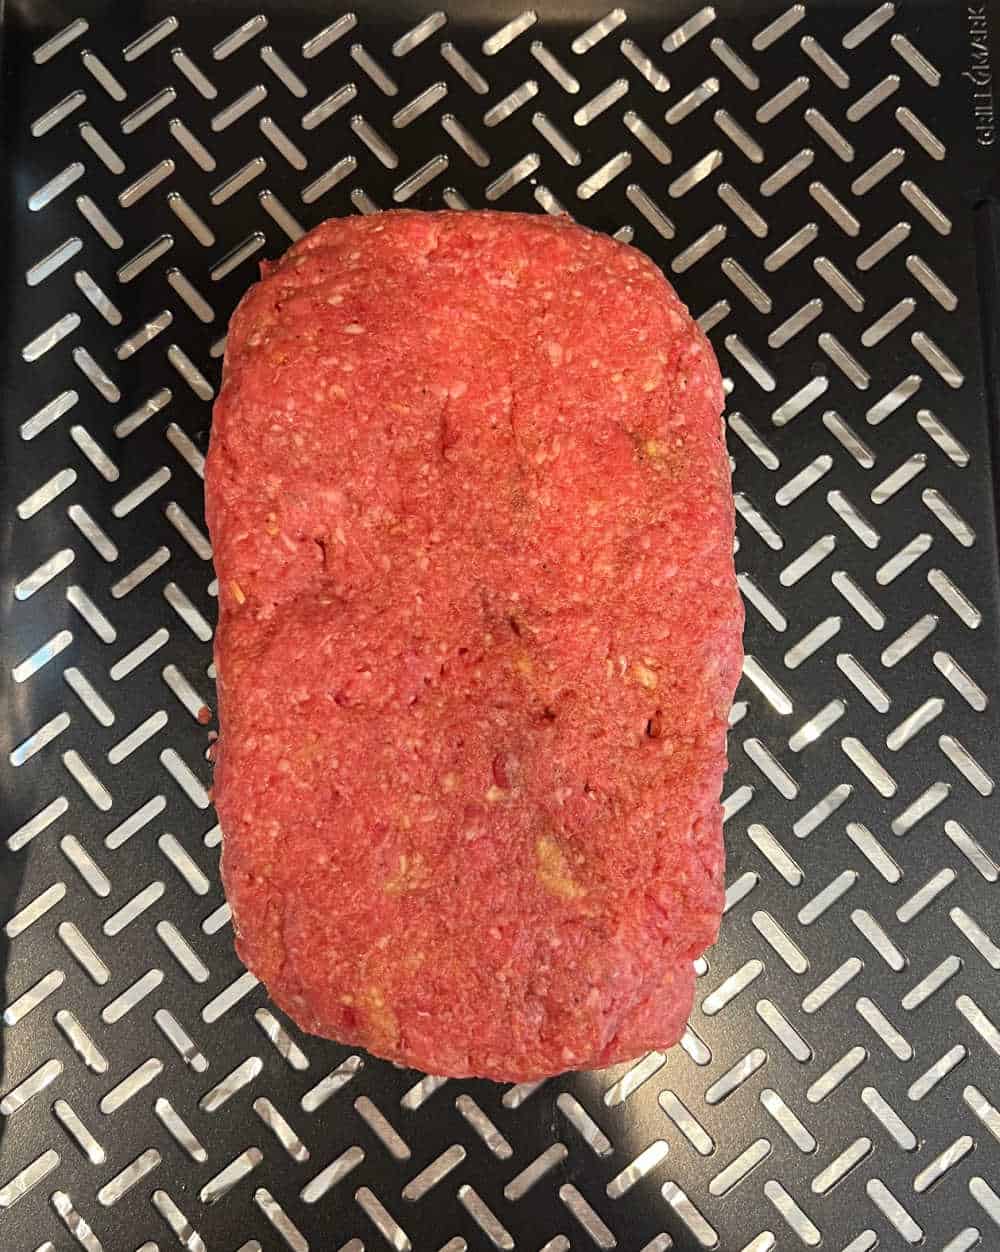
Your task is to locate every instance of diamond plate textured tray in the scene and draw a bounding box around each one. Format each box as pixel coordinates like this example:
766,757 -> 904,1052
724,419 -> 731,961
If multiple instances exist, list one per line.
3,1 -> 1000,1249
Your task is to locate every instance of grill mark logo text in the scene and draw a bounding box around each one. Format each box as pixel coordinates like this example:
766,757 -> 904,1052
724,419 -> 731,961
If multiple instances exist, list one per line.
965,5 -> 994,146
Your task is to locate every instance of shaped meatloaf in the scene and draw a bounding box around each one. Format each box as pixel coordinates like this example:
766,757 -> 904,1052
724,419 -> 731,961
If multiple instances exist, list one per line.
205,209 -> 743,1081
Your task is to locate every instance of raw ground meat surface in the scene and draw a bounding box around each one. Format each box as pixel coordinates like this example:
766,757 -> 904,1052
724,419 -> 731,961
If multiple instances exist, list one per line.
205,209 -> 743,1081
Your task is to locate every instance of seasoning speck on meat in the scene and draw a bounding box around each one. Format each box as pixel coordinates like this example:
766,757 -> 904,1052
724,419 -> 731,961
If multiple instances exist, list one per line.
205,209 -> 743,1081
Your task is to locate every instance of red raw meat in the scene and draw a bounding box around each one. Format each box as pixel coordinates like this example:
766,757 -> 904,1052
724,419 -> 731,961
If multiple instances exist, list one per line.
205,210 -> 743,1080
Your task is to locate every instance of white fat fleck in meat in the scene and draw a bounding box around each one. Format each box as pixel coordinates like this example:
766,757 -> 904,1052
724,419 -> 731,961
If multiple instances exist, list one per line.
545,341 -> 564,367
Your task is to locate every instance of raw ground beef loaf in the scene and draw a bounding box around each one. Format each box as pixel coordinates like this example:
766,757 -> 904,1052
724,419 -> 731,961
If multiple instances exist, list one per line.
205,209 -> 743,1081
